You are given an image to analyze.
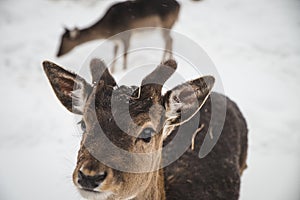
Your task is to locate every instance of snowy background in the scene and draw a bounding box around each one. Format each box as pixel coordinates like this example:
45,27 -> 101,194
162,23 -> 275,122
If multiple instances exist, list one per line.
1,0 -> 300,199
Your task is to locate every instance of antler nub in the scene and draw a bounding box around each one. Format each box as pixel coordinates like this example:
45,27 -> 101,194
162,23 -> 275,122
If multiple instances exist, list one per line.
139,59 -> 177,98
141,59 -> 177,86
89,58 -> 117,87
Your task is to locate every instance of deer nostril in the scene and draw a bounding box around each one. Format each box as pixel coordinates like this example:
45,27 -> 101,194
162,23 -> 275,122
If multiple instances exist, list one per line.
94,172 -> 107,184
78,170 -> 84,180
77,170 -> 107,190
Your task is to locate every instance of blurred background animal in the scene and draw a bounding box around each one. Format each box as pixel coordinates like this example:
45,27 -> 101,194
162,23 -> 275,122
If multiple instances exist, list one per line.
57,0 -> 180,72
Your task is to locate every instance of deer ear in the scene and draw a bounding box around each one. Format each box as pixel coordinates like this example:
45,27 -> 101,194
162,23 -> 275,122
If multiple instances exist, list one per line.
43,61 -> 92,115
70,27 -> 80,39
63,26 -> 69,32
163,76 -> 215,128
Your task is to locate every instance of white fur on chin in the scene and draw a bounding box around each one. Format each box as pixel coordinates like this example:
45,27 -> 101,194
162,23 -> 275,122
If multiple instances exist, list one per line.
78,189 -> 113,200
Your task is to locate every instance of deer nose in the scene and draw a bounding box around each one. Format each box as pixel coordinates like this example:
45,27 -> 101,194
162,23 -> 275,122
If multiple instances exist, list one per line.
77,170 -> 107,190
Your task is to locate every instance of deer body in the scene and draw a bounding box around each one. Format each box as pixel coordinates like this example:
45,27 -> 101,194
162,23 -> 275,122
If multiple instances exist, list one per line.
43,59 -> 248,200
164,92 -> 248,199
57,0 -> 180,72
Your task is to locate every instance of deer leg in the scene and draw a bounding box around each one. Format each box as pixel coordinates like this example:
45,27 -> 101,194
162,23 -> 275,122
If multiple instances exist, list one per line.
122,34 -> 131,71
162,31 -> 173,61
111,43 -> 119,73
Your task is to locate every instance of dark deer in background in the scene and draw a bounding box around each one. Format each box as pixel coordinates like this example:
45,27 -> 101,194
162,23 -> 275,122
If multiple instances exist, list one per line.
43,58 -> 248,200
57,0 -> 180,72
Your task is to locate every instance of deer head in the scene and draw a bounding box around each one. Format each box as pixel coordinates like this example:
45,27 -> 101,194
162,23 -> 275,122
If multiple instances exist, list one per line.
57,27 -> 80,57
43,59 -> 214,200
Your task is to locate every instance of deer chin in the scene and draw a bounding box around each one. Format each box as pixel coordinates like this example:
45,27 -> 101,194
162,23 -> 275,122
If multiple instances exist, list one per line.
78,188 -> 113,200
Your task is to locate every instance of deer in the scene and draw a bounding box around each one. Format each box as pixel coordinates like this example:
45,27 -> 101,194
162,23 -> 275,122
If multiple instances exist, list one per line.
57,0 -> 180,72
43,58 -> 248,200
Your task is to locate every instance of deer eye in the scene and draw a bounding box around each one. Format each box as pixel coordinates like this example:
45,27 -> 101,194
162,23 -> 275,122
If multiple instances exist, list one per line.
139,128 -> 155,143
78,120 -> 86,132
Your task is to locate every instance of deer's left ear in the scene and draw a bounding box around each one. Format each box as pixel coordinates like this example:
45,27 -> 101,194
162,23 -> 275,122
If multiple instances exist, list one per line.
43,61 -> 92,115
163,76 -> 215,128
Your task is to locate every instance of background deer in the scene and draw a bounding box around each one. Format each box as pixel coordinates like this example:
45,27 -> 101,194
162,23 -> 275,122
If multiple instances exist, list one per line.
43,58 -> 248,200
57,0 -> 180,72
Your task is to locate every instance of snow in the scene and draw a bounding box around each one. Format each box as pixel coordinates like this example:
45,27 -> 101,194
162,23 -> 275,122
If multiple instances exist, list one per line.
0,0 -> 300,199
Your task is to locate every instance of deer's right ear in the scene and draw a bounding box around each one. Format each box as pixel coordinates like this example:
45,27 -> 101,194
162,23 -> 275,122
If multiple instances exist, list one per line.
43,61 -> 92,115
163,76 -> 215,138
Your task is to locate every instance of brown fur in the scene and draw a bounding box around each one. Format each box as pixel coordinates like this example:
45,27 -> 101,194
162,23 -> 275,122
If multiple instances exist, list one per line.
164,93 -> 248,199
43,59 -> 248,200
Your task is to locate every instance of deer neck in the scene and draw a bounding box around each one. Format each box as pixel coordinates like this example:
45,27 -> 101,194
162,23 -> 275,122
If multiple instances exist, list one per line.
133,169 -> 166,200
75,22 -> 111,45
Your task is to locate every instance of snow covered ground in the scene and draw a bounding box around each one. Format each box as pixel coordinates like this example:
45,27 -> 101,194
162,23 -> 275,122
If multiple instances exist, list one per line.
0,0 -> 300,199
